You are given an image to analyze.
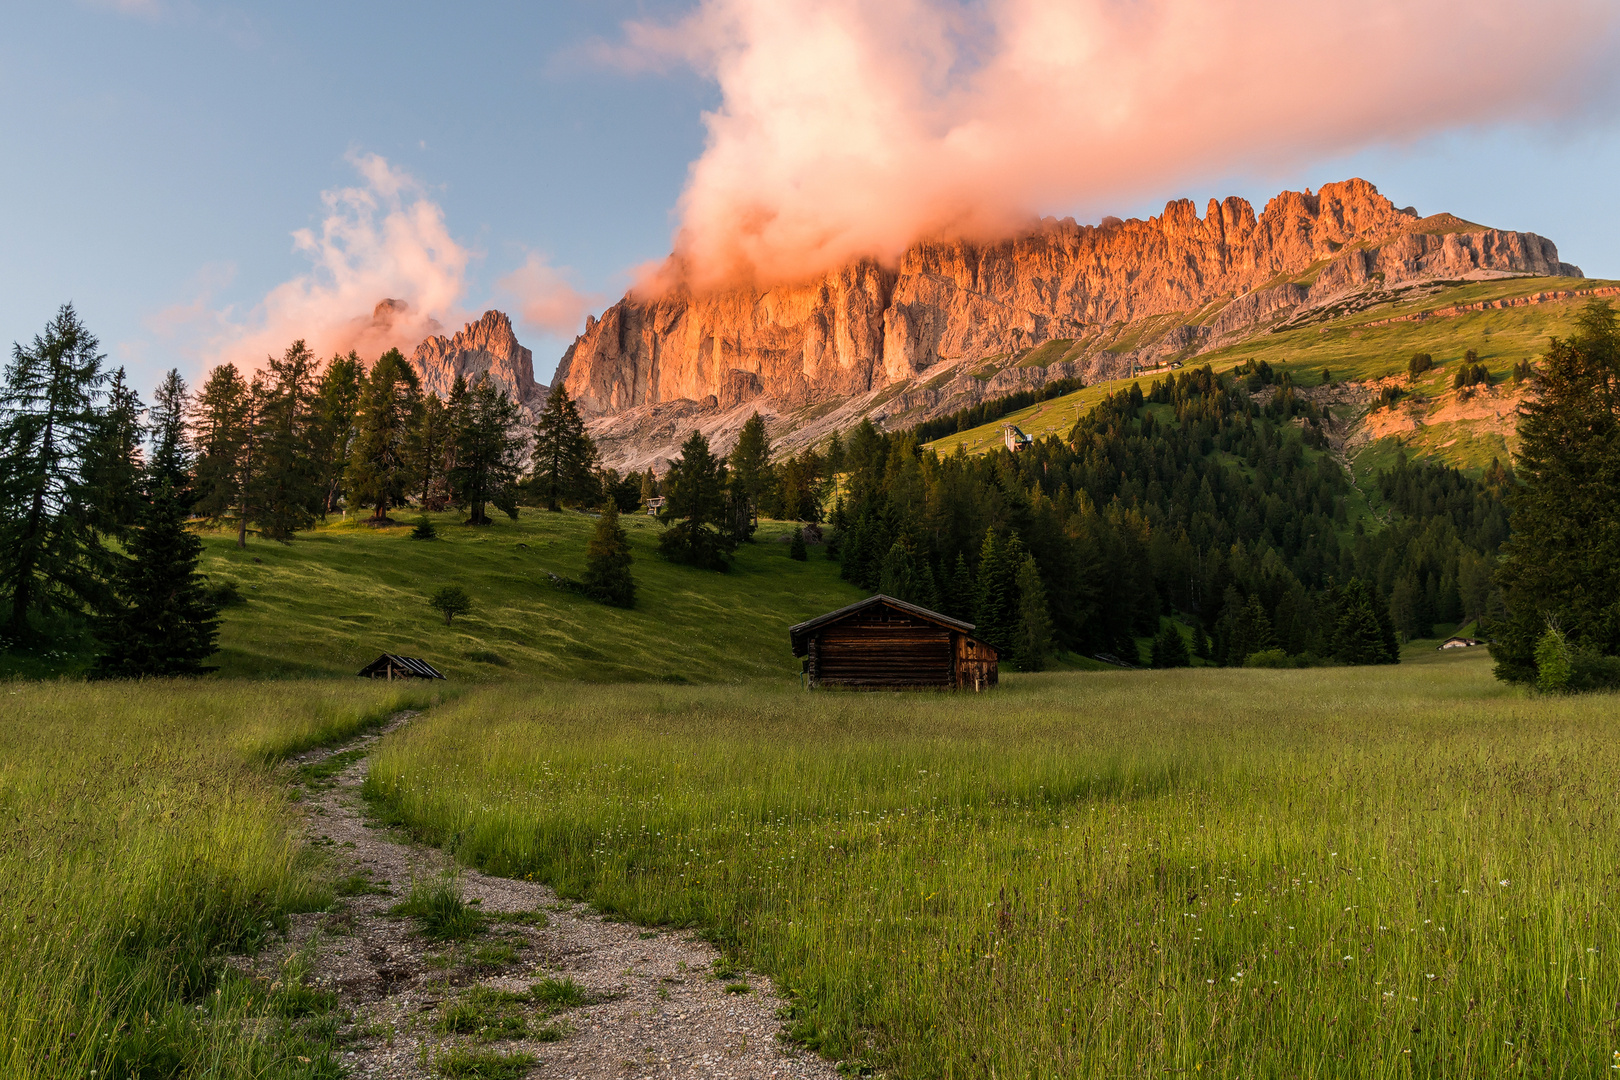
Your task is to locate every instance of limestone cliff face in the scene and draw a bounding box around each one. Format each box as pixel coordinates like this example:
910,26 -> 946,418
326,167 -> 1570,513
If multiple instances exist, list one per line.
409,310 -> 543,419
555,180 -> 1579,440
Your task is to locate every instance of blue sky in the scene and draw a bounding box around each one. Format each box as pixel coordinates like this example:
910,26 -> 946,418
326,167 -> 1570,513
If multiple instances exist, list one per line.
4,1 -> 1618,395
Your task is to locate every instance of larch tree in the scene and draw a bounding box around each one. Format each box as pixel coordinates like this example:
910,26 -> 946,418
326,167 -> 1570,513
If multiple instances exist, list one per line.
0,304 -> 110,641
345,349 -> 423,524
529,384 -> 598,510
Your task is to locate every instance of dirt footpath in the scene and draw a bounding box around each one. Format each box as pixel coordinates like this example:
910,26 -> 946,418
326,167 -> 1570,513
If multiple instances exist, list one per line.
265,712 -> 838,1079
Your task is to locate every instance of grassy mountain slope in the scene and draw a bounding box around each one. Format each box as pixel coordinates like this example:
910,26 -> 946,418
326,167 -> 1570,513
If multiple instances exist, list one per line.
201,513 -> 860,682
926,275 -> 1613,477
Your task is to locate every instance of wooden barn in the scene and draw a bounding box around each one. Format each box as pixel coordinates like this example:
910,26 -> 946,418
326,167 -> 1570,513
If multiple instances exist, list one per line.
788,595 -> 999,691
358,653 -> 445,681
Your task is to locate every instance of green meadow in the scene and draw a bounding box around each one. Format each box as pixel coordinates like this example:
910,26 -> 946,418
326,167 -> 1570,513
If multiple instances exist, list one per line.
365,648 -> 1620,1077
0,679 -> 436,1079
198,510 -> 862,681
926,277 -> 1611,472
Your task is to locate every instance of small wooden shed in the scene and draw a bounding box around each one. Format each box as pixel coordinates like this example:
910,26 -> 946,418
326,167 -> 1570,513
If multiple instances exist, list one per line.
358,653 -> 445,681
788,595 -> 999,691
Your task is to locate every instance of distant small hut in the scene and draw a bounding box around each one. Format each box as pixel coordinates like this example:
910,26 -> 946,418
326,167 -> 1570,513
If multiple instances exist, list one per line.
1438,636 -> 1487,650
644,496 -> 667,516
789,595 -> 999,691
358,654 -> 445,681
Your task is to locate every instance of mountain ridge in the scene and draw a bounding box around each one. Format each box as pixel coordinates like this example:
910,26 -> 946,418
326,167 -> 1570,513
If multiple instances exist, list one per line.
546,179 -> 1576,469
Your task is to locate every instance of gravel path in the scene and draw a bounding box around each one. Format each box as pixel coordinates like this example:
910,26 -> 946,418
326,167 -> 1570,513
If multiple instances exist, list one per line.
265,712 -> 839,1079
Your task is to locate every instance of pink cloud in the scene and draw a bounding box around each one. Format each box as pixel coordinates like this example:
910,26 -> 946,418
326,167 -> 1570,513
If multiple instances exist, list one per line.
618,0 -> 1620,292
496,253 -> 601,337
167,153 -> 473,375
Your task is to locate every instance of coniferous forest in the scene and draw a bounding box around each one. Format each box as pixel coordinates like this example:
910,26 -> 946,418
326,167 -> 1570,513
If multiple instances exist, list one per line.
2,301 -> 1618,687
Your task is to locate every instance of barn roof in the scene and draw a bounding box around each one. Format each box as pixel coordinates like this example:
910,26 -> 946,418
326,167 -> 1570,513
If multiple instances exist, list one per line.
357,653 -> 446,679
788,595 -> 975,656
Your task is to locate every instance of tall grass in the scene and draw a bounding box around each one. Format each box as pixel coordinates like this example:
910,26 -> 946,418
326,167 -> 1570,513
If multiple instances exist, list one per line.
0,679 -> 434,1078
366,652 -> 1620,1076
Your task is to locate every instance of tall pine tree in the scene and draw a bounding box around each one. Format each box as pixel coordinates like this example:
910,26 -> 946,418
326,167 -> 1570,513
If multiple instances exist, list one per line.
0,304 -> 110,641
1014,554 -> 1053,671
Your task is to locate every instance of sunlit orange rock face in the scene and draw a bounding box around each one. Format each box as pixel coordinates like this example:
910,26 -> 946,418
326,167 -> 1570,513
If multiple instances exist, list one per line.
553,179 -> 1577,420
409,310 -> 545,420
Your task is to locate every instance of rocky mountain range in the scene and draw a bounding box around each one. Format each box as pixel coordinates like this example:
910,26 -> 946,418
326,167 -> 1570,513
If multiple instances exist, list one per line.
404,179 -> 1580,471
549,179 -> 1578,470
405,308 -> 545,420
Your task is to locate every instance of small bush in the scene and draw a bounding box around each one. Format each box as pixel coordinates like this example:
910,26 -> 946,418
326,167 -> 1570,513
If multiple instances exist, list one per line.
1408,352 -> 1434,380
531,976 -> 588,1010
429,585 -> 473,626
205,579 -> 245,606
789,527 -> 808,561
1513,358 -> 1536,384
391,875 -> 486,941
435,1049 -> 537,1079
1452,361 -> 1490,390
1243,648 -> 1309,669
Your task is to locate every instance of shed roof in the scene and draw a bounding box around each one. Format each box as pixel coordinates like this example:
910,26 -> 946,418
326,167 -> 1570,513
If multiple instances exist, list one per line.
358,653 -> 446,679
789,595 -> 975,656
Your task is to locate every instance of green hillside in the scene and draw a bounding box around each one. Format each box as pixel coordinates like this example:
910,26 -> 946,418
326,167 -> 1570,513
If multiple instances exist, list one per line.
926,276 -> 1612,475
200,512 -> 861,682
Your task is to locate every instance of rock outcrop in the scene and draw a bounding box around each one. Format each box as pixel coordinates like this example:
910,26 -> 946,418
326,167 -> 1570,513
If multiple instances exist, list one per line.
409,310 -> 544,419
552,179 -> 1580,470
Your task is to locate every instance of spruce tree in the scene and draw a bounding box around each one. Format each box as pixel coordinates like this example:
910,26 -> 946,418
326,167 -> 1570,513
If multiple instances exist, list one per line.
0,304 -> 110,641
450,377 -> 526,525
657,430 -> 734,569
79,366 -> 145,539
253,340 -> 322,542
147,368 -> 193,503
1151,622 -> 1191,668
1332,580 -> 1389,665
582,502 -> 636,607
345,349 -> 422,524
789,526 -> 808,561
1492,300 -> 1620,682
879,539 -> 939,609
530,384 -> 598,510
973,531 -> 1024,658
728,411 -> 771,538
92,473 -> 220,677
1014,554 -> 1053,671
